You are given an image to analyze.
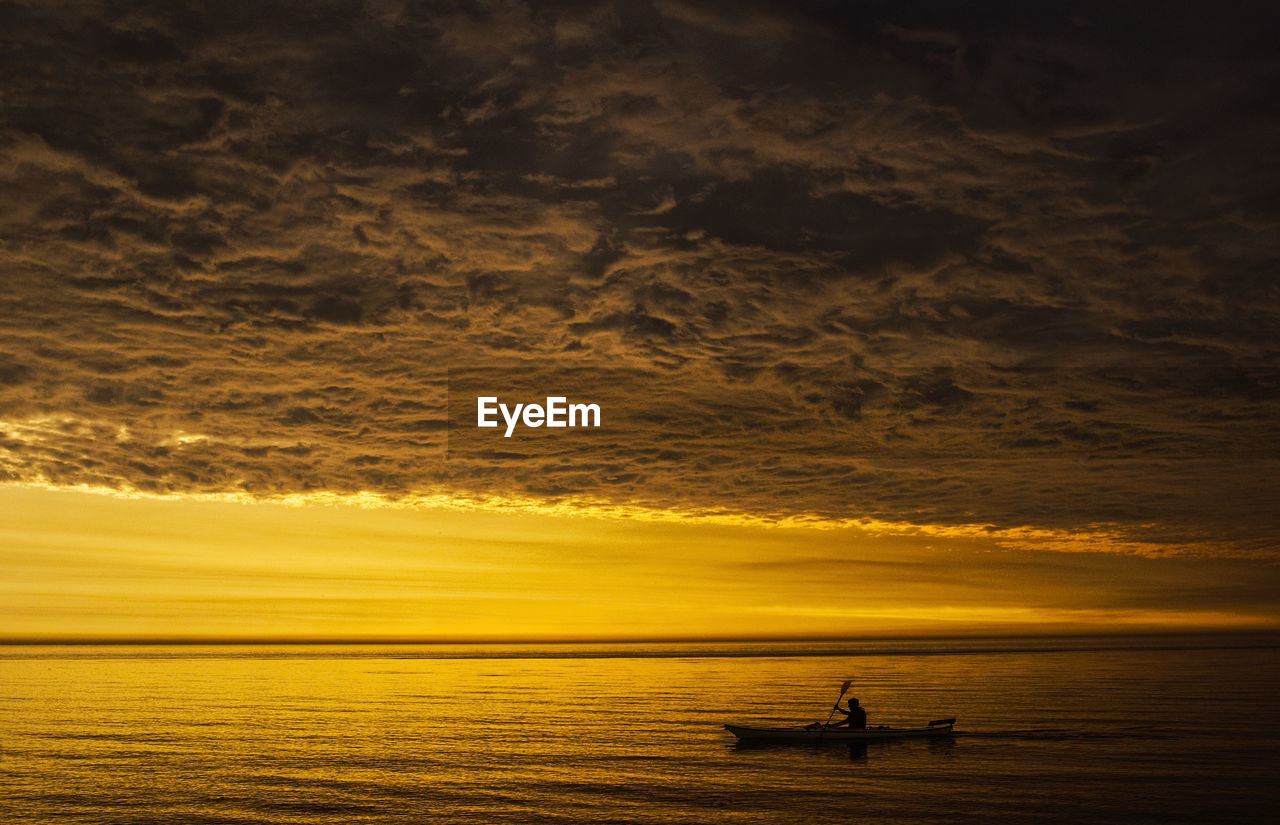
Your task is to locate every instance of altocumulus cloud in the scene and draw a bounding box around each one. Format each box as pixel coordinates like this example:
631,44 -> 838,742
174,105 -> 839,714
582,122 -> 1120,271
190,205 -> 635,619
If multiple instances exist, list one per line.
0,0 -> 1277,556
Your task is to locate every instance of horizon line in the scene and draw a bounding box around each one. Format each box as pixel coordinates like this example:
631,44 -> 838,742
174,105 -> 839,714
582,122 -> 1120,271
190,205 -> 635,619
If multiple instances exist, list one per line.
2,627 -> 1276,646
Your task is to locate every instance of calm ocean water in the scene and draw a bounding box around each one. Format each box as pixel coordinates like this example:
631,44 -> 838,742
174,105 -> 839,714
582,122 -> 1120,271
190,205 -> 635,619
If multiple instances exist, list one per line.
2,635 -> 1277,824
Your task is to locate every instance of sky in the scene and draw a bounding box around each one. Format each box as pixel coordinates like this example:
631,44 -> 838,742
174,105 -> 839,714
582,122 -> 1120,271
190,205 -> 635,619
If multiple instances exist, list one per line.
1,1 -> 1277,640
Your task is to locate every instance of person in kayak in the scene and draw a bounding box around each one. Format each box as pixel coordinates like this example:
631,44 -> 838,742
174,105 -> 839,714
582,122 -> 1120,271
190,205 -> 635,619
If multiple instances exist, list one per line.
831,697 -> 867,729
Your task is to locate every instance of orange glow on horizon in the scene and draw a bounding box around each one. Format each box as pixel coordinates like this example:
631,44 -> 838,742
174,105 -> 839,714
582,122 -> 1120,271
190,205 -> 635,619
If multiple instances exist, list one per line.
2,483 -> 1276,642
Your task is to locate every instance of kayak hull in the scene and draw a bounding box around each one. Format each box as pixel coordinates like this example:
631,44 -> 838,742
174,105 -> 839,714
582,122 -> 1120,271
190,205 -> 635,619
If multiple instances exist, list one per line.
725,722 -> 955,743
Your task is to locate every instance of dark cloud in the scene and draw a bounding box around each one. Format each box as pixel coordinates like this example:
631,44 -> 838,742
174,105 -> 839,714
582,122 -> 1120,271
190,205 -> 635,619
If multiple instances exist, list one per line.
1,0 -> 1277,556
725,549 -> 1280,618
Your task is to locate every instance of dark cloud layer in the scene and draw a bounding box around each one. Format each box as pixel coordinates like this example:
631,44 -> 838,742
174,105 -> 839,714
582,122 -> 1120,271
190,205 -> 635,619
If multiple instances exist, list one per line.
1,0 -> 1278,555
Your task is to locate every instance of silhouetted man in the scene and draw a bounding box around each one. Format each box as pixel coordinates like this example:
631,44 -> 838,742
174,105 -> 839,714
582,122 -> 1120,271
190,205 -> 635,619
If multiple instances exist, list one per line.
833,697 -> 867,729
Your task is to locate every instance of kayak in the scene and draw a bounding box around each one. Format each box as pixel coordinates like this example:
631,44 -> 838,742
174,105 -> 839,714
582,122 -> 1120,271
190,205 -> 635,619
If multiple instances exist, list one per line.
725,718 -> 956,743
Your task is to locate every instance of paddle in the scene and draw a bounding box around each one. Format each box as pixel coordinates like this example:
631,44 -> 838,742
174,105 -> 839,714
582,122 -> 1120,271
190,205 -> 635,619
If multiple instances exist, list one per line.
816,679 -> 853,742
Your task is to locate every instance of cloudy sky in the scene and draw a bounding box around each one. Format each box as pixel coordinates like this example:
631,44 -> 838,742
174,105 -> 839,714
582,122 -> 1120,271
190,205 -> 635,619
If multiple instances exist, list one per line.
1,1 -> 1277,638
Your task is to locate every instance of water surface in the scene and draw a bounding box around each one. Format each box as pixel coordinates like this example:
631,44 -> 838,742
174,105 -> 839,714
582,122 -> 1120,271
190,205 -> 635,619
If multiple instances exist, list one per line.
2,634 -> 1276,824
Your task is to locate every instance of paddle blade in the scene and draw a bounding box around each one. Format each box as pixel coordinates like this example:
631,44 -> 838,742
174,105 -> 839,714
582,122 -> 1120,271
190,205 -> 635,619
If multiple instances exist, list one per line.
839,679 -> 853,694
928,718 -> 957,727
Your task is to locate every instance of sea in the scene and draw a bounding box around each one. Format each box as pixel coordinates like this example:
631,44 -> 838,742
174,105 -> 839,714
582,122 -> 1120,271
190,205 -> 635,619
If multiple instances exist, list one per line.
2,634 -> 1277,824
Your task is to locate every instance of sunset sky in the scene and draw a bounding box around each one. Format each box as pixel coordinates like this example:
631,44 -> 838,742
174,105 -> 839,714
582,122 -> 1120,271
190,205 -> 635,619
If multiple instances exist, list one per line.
1,1 -> 1277,640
